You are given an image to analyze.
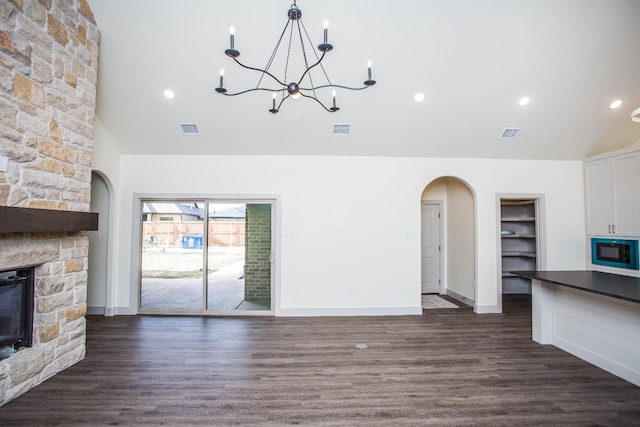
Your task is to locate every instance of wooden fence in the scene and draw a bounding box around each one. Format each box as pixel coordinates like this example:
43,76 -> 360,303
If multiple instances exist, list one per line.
142,221 -> 245,248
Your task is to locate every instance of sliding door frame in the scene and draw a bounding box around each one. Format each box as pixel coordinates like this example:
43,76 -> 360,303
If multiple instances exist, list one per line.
131,193 -> 280,316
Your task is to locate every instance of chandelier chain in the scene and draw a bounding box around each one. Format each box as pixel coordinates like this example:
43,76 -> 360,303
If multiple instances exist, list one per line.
295,20 -> 315,99
297,19 -> 319,99
257,18 -> 290,90
283,18 -> 295,96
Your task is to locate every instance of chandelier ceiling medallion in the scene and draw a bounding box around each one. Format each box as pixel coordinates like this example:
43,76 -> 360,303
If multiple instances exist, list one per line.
215,1 -> 376,113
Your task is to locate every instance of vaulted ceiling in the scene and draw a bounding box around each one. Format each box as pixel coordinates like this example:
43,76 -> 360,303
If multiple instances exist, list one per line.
87,0 -> 640,160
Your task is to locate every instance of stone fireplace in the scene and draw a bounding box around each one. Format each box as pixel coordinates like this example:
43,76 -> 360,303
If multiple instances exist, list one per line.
0,236 -> 90,404
0,0 -> 99,405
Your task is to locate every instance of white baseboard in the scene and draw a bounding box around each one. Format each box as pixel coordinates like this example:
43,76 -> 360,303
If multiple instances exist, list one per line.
276,306 -> 422,317
554,336 -> 640,387
445,290 -> 474,307
102,306 -> 137,316
474,304 -> 501,314
86,306 -> 105,315
100,306 -> 421,317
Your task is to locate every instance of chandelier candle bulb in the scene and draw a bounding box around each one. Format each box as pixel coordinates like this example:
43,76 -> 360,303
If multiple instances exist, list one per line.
229,26 -> 235,50
363,60 -> 376,86
269,92 -> 279,114
323,20 -> 329,44
332,90 -> 337,109
219,69 -> 224,88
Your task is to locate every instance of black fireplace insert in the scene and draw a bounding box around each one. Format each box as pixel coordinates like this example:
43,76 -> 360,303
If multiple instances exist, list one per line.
0,267 -> 34,354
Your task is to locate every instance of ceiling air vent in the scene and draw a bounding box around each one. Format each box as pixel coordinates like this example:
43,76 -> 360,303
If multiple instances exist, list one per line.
333,123 -> 351,135
180,123 -> 200,135
500,128 -> 522,140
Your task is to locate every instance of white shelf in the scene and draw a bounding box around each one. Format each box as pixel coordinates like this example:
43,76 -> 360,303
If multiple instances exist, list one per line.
502,251 -> 536,258
500,199 -> 538,294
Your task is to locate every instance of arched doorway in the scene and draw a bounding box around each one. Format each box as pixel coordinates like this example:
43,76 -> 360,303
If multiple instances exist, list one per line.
421,176 -> 476,306
88,171 -> 112,315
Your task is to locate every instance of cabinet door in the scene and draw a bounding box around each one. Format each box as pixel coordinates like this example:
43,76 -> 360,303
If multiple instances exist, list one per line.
612,153 -> 640,236
584,160 -> 614,235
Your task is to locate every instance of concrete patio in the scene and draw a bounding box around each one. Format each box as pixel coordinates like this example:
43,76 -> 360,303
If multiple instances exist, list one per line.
141,261 -> 270,312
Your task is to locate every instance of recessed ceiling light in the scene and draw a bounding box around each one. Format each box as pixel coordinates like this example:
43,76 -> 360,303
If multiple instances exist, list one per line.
414,93 -> 425,103
609,99 -> 622,109
632,107 -> 640,123
518,97 -> 530,107
163,89 -> 175,100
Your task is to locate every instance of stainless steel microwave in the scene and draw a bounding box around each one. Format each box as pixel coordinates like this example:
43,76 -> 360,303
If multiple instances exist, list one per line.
591,238 -> 639,270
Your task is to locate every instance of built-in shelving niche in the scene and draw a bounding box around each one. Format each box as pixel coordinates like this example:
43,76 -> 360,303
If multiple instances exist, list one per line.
500,199 -> 537,294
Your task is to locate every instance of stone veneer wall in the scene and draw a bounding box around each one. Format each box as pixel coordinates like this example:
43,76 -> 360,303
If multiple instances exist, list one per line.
0,0 -> 99,406
244,204 -> 272,302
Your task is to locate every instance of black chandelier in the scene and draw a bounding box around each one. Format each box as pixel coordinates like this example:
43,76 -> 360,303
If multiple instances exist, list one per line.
215,1 -> 376,113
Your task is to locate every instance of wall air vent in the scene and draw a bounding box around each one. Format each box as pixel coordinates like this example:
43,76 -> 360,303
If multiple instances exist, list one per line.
180,123 -> 200,135
333,124 -> 351,135
500,128 -> 522,140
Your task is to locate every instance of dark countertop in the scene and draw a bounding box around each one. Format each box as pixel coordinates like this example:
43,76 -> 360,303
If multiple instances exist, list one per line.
510,270 -> 640,304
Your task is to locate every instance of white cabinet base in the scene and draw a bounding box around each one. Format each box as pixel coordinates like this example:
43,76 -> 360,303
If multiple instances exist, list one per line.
531,279 -> 640,386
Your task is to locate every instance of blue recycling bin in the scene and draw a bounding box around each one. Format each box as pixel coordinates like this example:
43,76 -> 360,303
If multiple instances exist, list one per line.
181,235 -> 202,249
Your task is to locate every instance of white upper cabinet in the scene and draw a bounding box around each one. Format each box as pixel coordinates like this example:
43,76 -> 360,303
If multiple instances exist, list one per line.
585,159 -> 614,235
584,148 -> 640,237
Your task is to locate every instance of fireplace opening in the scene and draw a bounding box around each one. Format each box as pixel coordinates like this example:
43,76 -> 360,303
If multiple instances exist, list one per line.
0,267 -> 34,360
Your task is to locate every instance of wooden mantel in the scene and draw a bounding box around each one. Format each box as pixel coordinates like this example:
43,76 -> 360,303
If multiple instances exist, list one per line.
0,206 -> 98,233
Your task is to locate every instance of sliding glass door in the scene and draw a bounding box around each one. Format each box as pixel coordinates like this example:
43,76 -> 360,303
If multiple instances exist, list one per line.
140,202 -> 205,310
206,202 -> 272,311
139,199 -> 273,314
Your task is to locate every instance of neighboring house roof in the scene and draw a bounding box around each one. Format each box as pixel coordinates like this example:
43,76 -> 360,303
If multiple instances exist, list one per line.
143,203 -> 204,219
142,203 -> 245,219
210,205 -> 246,219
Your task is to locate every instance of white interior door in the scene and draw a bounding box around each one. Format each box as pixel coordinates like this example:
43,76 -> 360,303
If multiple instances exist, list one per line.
421,203 -> 441,294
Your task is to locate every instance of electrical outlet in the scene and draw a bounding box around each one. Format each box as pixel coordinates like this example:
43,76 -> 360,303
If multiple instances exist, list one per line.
0,156 -> 8,172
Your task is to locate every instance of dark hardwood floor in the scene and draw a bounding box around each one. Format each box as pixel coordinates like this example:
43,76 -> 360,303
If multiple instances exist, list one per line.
1,295 -> 638,426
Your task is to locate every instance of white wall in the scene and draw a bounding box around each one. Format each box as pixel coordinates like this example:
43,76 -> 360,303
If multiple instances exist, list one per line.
92,118 -> 121,186
96,155 -> 587,316
445,178 -> 476,300
90,118 -> 121,315
88,172 -> 109,313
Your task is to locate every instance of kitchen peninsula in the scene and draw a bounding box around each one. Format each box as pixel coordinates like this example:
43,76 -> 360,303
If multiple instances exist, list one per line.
512,270 -> 640,386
